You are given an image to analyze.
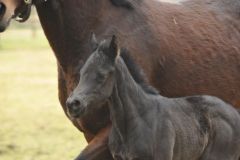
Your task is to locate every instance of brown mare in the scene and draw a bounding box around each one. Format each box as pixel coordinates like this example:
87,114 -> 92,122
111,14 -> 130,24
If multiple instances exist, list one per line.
1,0 -> 240,159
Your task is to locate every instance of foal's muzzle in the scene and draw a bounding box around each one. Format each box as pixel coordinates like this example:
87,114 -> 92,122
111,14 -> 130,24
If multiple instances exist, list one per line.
66,98 -> 85,119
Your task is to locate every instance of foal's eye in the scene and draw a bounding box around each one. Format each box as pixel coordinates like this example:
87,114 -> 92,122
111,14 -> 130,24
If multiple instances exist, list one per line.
96,72 -> 106,82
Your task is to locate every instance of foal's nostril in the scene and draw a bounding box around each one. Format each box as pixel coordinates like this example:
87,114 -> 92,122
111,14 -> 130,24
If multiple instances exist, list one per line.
0,3 -> 6,19
66,99 -> 81,111
66,98 -> 83,118
73,99 -> 80,106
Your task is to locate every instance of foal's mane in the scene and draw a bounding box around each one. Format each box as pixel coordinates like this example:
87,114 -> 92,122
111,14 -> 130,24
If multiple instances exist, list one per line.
120,49 -> 159,95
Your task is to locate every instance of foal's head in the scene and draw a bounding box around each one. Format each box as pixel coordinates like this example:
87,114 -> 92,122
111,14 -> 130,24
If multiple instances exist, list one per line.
66,34 -> 119,119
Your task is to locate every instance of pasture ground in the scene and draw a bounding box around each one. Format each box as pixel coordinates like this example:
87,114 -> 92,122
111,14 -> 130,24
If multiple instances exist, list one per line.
0,28 -> 87,160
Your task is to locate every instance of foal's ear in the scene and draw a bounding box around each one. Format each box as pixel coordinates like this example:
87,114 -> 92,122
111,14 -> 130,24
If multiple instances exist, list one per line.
90,33 -> 98,51
108,35 -> 118,61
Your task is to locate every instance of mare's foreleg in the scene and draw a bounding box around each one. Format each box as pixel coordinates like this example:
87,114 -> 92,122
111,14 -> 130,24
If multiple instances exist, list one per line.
74,124 -> 113,160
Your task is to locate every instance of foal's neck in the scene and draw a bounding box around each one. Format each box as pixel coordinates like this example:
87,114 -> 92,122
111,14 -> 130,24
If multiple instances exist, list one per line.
110,58 -> 157,140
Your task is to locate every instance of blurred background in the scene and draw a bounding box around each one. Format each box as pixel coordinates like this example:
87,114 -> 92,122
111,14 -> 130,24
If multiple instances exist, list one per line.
0,7 -> 87,160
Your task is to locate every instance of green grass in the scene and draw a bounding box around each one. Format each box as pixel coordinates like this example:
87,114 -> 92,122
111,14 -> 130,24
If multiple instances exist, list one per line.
0,29 -> 87,160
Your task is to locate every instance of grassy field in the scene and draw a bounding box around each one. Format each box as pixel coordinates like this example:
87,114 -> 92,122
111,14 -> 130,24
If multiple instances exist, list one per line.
0,28 -> 87,160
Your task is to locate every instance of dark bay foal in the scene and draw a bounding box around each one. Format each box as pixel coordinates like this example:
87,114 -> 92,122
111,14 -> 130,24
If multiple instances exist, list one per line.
67,35 -> 240,160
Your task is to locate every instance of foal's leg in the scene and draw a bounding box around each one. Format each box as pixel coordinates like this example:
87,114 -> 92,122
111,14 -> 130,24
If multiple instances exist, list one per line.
74,124 -> 113,160
155,120 -> 175,160
200,119 -> 240,160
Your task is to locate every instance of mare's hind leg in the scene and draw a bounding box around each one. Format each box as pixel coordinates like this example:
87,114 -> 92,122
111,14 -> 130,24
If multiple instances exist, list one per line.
200,119 -> 240,160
